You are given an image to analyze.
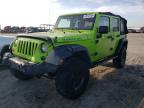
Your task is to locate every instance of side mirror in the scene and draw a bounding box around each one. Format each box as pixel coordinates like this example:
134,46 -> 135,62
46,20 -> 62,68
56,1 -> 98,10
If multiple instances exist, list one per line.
99,26 -> 109,34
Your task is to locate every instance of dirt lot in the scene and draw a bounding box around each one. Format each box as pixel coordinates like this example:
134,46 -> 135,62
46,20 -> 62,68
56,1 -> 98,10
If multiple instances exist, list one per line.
0,33 -> 144,108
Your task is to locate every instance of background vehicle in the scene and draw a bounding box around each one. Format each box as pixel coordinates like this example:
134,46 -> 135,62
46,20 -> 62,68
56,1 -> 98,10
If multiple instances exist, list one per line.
140,27 -> 144,33
11,26 -> 20,33
2,26 -> 12,33
128,29 -> 137,33
26,27 -> 39,33
128,27 -> 141,33
19,27 -> 27,33
3,12 -> 128,99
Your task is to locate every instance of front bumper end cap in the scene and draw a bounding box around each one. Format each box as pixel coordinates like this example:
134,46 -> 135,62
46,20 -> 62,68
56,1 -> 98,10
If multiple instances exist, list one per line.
2,53 -> 58,76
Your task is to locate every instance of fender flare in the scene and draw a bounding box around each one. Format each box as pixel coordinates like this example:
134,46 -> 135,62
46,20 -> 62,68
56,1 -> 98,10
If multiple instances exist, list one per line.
0,44 -> 10,62
115,38 -> 128,56
0,44 -> 10,56
46,45 -> 92,66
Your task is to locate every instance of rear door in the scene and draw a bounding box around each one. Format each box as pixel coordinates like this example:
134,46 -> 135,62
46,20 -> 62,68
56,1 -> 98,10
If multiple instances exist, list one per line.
110,17 -> 121,55
95,15 -> 113,61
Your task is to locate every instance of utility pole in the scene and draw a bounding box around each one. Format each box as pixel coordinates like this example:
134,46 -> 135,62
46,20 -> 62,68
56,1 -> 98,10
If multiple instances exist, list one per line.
49,8 -> 51,24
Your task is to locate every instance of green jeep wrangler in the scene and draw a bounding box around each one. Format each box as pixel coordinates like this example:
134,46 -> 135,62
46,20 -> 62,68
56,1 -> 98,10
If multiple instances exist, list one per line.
3,12 -> 128,99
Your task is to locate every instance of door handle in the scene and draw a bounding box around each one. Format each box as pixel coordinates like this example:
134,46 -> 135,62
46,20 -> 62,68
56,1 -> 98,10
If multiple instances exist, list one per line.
107,35 -> 112,39
107,36 -> 114,40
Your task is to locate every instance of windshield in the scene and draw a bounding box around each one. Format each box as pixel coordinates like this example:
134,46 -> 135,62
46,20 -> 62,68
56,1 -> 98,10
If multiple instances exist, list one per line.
55,14 -> 96,30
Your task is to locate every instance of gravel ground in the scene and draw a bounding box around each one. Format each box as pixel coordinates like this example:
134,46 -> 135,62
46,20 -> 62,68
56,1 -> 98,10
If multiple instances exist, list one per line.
0,33 -> 144,108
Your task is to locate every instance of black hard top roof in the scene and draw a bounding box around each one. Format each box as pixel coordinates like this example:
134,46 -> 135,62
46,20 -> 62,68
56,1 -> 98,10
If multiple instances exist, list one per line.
99,12 -> 127,21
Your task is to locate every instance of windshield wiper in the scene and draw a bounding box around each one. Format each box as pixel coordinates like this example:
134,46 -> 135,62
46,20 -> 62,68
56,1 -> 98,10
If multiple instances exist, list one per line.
55,27 -> 81,33
55,28 -> 66,33
70,28 -> 81,33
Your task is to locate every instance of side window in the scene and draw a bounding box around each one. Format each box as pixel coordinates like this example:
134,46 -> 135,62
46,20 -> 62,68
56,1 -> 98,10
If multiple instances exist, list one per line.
112,18 -> 120,32
120,20 -> 125,34
99,16 -> 110,31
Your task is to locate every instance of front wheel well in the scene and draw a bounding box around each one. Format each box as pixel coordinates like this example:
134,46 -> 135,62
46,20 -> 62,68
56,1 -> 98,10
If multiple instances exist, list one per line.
72,51 -> 92,66
0,45 -> 10,57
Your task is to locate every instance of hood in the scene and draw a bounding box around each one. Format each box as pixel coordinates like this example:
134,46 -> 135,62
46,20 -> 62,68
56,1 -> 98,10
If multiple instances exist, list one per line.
46,29 -> 94,43
16,29 -> 93,43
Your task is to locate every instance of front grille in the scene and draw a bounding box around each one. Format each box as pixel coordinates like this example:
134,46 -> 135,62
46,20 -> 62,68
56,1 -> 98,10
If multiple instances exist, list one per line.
17,40 -> 38,56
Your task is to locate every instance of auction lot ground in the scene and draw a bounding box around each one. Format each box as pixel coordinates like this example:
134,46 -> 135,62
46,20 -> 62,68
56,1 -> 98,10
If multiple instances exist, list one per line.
0,33 -> 144,108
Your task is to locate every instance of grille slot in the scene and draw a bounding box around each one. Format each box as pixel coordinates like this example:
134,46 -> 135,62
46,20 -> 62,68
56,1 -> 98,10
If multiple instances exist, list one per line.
17,40 -> 38,56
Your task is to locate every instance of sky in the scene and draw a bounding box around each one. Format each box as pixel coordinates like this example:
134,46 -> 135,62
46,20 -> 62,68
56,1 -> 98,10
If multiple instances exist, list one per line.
0,0 -> 144,28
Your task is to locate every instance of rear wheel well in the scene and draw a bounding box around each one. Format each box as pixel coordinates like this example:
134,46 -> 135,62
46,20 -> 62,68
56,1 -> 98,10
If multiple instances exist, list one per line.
116,40 -> 128,56
118,41 -> 128,55
123,41 -> 128,49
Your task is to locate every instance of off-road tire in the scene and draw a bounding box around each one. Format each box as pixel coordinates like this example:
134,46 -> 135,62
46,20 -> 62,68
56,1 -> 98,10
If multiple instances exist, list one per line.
10,69 -> 33,80
113,47 -> 127,68
55,57 -> 90,100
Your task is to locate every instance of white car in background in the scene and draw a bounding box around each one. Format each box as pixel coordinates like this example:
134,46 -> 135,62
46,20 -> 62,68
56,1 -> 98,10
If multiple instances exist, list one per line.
128,27 -> 141,33
140,27 -> 144,33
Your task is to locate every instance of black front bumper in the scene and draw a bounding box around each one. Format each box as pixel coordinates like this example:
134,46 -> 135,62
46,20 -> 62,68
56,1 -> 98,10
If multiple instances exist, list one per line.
3,53 -> 58,76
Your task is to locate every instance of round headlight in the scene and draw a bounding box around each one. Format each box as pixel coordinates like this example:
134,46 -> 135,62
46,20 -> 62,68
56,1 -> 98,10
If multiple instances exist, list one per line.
41,43 -> 48,53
